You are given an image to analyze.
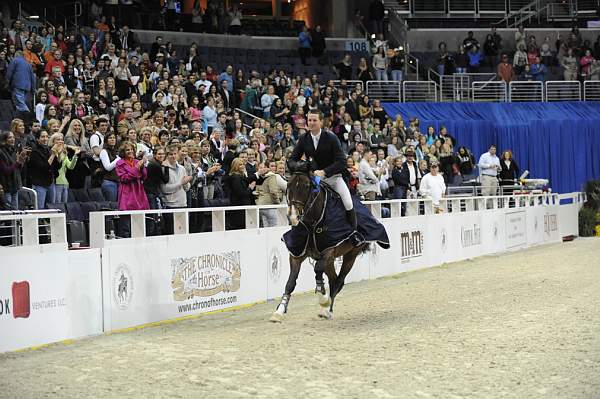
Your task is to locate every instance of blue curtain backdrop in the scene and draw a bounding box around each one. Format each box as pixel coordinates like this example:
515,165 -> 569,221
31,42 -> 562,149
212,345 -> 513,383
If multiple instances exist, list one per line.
382,101 -> 600,193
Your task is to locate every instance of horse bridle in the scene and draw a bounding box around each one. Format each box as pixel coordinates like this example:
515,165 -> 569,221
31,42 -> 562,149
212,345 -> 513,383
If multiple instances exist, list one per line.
287,174 -> 321,224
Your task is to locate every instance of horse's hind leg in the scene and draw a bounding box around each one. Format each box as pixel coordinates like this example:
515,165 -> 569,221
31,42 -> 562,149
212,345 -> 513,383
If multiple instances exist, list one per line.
270,255 -> 303,323
332,247 -> 362,300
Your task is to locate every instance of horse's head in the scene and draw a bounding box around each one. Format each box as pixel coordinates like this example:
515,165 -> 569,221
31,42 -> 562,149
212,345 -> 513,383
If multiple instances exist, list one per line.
286,160 -> 316,226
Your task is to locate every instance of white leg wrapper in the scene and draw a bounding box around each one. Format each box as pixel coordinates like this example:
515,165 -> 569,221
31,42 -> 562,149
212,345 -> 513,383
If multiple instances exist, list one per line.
323,174 -> 353,211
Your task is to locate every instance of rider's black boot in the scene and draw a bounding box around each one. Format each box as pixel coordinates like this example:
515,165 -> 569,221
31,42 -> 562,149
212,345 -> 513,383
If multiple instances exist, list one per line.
346,209 -> 364,247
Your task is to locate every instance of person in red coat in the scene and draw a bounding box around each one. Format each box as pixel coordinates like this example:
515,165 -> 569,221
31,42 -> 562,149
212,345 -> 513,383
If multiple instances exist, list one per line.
116,142 -> 149,211
115,142 -> 149,237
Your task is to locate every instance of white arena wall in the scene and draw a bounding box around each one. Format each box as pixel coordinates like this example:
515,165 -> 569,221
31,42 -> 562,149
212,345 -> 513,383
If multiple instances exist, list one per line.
0,193 -> 584,352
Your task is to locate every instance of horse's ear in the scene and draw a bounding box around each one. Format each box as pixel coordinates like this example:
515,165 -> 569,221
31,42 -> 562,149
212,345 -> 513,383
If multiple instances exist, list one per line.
287,160 -> 309,174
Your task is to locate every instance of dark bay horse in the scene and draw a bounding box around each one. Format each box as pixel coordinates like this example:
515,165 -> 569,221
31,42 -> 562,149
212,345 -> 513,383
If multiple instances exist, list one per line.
270,171 -> 369,322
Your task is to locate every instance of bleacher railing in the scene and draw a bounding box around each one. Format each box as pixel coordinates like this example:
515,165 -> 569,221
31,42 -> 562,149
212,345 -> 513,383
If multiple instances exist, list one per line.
472,81 -> 507,102
88,192 -> 561,248
402,81 -> 438,102
545,81 -> 581,102
366,81 -> 402,102
583,80 -> 600,101
331,80 -> 364,92
509,81 -> 544,102
0,210 -> 66,249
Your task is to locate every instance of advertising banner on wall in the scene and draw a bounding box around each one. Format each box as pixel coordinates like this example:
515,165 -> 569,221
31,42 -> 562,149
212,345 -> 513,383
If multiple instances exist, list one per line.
103,230 -> 269,331
0,250 -> 102,352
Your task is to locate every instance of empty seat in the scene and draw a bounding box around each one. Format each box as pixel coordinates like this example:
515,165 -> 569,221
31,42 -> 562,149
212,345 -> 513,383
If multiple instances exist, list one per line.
87,188 -> 105,202
80,202 -> 99,221
46,203 -> 67,213
65,202 -> 84,221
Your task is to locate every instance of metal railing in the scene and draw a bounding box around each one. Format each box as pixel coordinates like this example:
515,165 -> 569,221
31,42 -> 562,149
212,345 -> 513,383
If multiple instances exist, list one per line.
0,210 -> 66,249
331,80 -> 364,92
545,81 -> 581,101
390,0 -> 598,17
405,53 -> 420,81
439,73 -> 497,102
234,107 -> 265,129
583,80 -> 600,101
472,81 -> 508,102
366,81 -> 402,102
509,81 -> 544,102
402,81 -> 438,102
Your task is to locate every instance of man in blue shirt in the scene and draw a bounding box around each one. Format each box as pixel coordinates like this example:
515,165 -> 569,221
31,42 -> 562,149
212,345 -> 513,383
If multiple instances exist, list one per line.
6,50 -> 36,117
218,65 -> 234,94
298,26 -> 311,66
529,57 -> 547,82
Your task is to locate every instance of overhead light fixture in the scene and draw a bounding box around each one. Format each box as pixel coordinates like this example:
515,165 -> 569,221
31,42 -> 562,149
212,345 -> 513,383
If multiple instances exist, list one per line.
28,15 -> 39,19
371,34 -> 376,39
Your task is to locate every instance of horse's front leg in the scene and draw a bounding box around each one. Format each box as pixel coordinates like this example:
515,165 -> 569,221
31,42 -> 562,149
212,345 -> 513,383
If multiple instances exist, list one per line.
314,259 -> 331,307
270,255 -> 304,323
318,252 -> 337,320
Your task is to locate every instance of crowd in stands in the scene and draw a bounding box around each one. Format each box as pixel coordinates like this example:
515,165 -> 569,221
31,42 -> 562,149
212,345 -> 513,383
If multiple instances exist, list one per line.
436,25 -> 600,82
0,13 -> 524,232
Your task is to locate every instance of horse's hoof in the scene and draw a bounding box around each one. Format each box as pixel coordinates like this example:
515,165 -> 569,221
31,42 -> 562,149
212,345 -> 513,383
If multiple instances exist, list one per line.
318,293 -> 331,307
270,312 -> 284,323
317,308 -> 333,320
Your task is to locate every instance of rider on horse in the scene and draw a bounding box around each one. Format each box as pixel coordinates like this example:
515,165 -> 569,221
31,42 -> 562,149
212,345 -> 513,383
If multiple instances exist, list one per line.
289,109 -> 364,246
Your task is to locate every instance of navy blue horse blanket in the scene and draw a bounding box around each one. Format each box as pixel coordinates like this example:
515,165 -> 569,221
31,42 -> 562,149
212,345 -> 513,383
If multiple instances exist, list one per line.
283,188 -> 390,257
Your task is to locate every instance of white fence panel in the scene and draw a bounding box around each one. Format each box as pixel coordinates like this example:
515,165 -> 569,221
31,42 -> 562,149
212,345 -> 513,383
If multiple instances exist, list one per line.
402,81 -> 438,102
472,81 -> 507,102
545,81 -> 581,101
509,81 -> 543,102
366,80 -> 402,102
583,80 -> 600,101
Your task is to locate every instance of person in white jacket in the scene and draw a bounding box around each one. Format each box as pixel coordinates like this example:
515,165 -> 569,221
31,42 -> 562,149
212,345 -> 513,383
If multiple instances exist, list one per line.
357,149 -> 381,200
419,161 -> 446,213
161,144 -> 192,209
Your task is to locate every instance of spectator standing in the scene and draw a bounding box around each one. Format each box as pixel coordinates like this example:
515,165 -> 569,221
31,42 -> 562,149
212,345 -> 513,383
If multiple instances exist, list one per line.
467,45 -> 483,73
372,46 -> 389,81
144,146 -> 169,210
369,0 -> 385,35
483,34 -> 499,68
529,57 -> 547,82
312,26 -> 326,63
357,149 -> 381,200
389,48 -> 405,82
499,149 -> 520,195
48,133 -> 79,203
256,160 -> 284,227
513,44 -> 528,77
298,26 -> 312,66
334,54 -> 353,80
515,25 -> 526,51
497,54 -> 515,82
115,142 -> 149,211
396,149 -> 421,199
462,31 -> 480,52
478,144 -> 501,199
455,45 -> 468,74
580,49 -> 594,78
561,48 -> 578,81
419,161 -> 446,213
0,131 -> 28,209
27,130 -> 60,209
6,49 -> 36,117
228,5 -> 242,35
99,132 -> 120,202
225,157 -> 255,229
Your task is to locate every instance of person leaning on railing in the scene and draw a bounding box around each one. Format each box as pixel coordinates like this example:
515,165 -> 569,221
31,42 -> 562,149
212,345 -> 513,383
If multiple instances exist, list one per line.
419,161 -> 446,214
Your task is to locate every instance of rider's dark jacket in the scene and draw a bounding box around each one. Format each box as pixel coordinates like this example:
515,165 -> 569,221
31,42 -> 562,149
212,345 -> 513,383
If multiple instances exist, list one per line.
290,129 -> 346,178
